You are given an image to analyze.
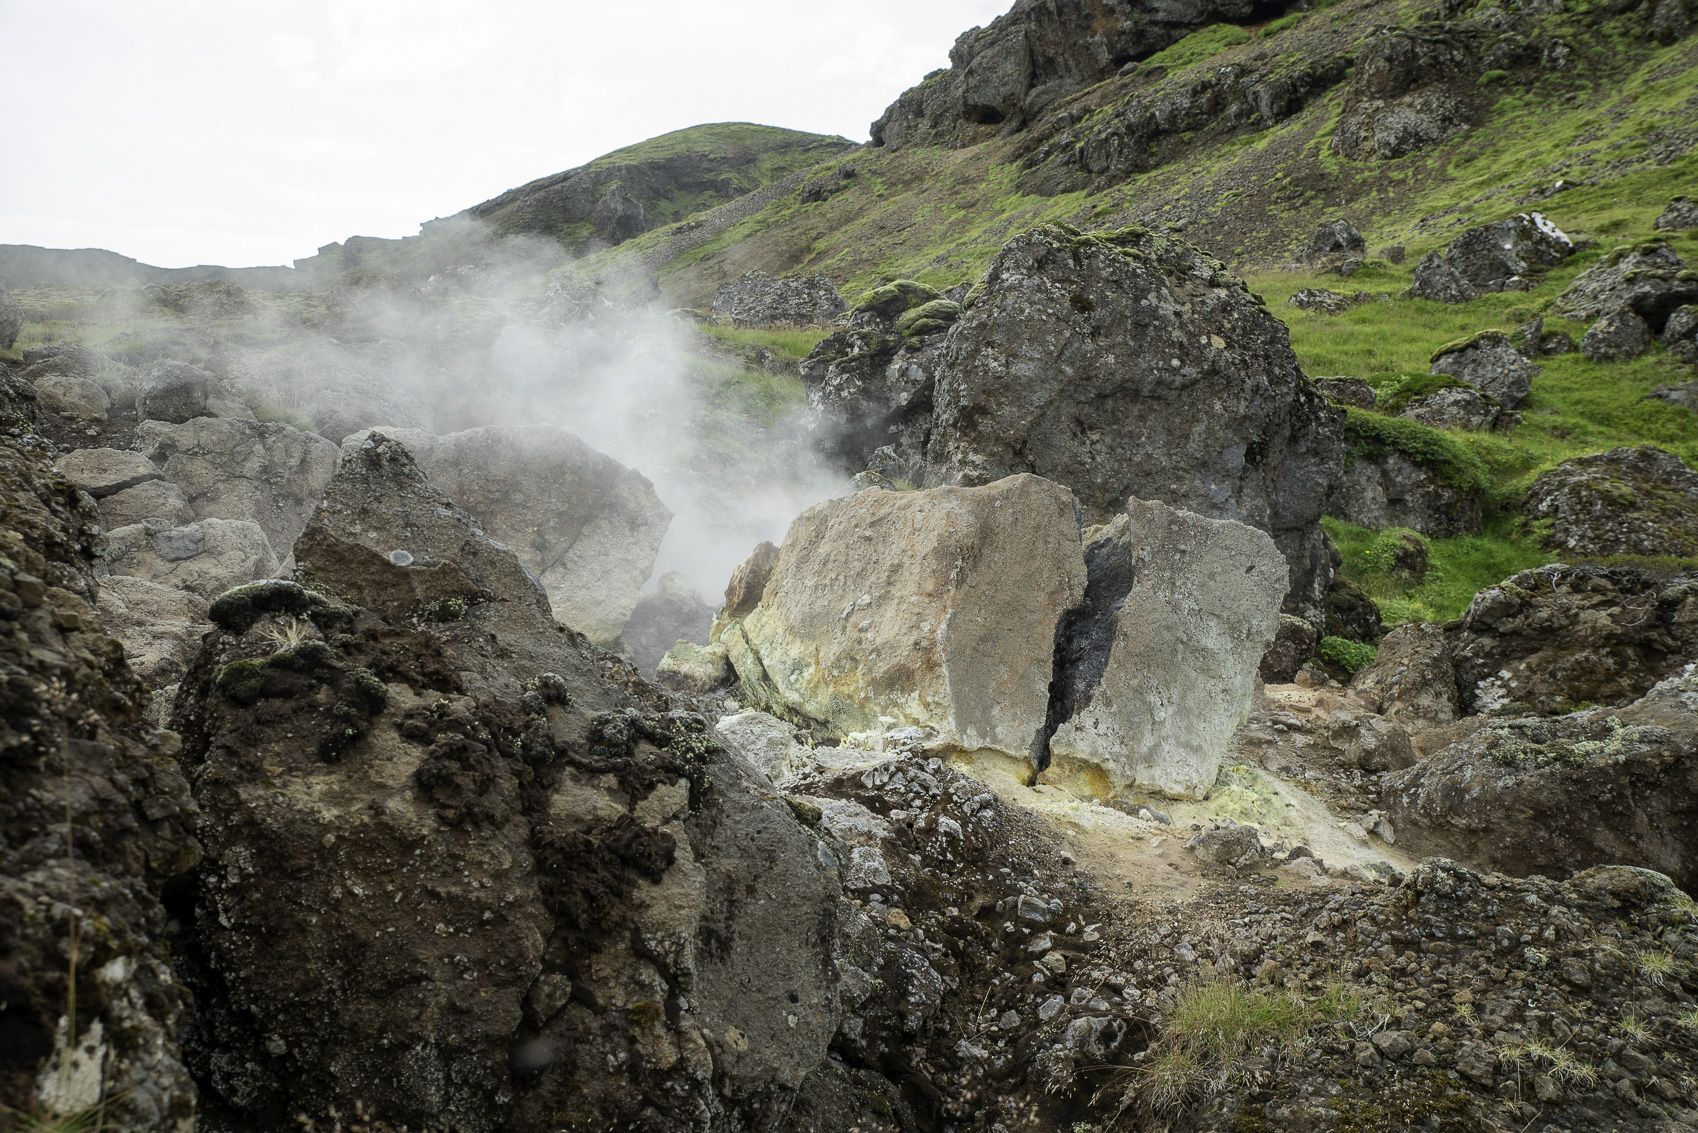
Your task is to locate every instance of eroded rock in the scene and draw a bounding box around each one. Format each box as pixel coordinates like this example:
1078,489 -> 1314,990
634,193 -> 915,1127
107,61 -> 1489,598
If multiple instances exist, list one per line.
712,270 -> 848,328
1579,306 -> 1651,362
1428,332 -> 1536,409
1557,240 -> 1698,330
103,518 -> 279,599
1349,622 -> 1460,732
1523,444 -> 1698,558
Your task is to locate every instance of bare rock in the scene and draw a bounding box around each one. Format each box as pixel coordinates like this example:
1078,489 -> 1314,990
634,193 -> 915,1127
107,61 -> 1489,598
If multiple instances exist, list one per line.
1047,498 -> 1286,799
1185,821 -> 1262,865
1579,306 -> 1652,362
99,479 -> 196,529
140,416 -> 338,557
1440,212 -> 1572,293
344,425 -> 670,645
1325,709 -> 1417,772
1653,197 -> 1698,231
722,539 -> 780,620
1429,332 -> 1537,409
726,473 -> 1086,765
94,574 -> 211,688
1260,614 -> 1320,683
103,517 -> 279,599
1313,376 -> 1378,410
1410,251 -> 1478,304
55,447 -> 162,497
616,570 -> 713,676
1557,239 -> 1698,330
138,359 -> 214,423
657,640 -> 733,694
1303,220 -> 1366,266
35,373 -> 111,420
1523,444 -> 1698,557
712,270 -> 848,327
1350,622 -> 1460,732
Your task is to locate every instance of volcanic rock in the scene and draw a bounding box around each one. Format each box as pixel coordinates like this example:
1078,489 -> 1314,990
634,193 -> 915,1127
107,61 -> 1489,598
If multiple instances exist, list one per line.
725,473 -> 1086,764
1260,614 -> 1320,682
1398,384 -> 1502,431
711,270 -> 848,327
1523,445 -> 1698,557
103,517 -> 279,599
54,447 -> 162,497
98,479 -> 196,529
94,574 -> 211,690
1440,212 -> 1572,293
656,639 -> 733,694
1313,376 -> 1378,410
1410,251 -> 1478,304
1333,28 -> 1475,161
1557,239 -> 1698,330
34,374 -> 111,420
925,224 -> 1343,620
140,416 -> 338,556
1303,220 -> 1366,266
138,359 -> 214,423
1579,306 -> 1652,362
616,570 -> 713,676
1349,622 -> 1460,732
1046,498 -> 1285,799
1428,332 -> 1537,408
1654,197 -> 1698,231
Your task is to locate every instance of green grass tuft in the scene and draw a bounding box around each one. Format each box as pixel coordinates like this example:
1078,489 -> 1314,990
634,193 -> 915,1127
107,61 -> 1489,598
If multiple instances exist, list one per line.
1143,25 -> 1252,73
1342,408 -> 1493,493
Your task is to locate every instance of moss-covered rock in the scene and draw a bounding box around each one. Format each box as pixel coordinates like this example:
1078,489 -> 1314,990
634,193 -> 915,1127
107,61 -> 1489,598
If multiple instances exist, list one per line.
1522,444 -> 1698,558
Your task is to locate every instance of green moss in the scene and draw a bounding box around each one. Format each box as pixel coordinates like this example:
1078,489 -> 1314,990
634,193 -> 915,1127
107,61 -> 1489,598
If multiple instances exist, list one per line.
854,279 -> 943,320
1342,408 -> 1493,493
1376,372 -> 1488,416
214,658 -> 268,707
1324,515 -> 1554,626
1143,24 -> 1252,73
1318,636 -> 1378,674
1429,330 -> 1504,364
1477,69 -> 1511,85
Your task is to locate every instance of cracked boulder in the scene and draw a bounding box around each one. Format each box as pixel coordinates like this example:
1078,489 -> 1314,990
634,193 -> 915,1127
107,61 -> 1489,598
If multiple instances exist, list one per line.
1449,563 -> 1698,715
1557,239 -> 1698,331
171,430 -> 843,1133
722,474 -> 1086,767
1439,212 -> 1573,293
342,425 -> 670,646
924,224 -> 1343,622
1046,498 -> 1285,799
1579,306 -> 1652,362
1523,445 -> 1698,558
103,517 -> 279,599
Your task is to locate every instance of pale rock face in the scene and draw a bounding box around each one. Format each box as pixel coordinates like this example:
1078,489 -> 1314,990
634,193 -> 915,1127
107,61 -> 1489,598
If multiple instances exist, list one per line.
54,448 -> 162,497
98,479 -> 196,529
1046,498 -> 1285,800
342,425 -> 670,646
716,709 -> 805,785
139,416 -> 338,556
103,517 -> 279,599
93,574 -> 211,688
35,374 -> 111,420
732,474 -> 1087,764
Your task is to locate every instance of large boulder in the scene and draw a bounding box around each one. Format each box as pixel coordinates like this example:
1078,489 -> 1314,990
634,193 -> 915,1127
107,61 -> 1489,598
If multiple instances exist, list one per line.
1523,445 -> 1698,558
1410,251 -> 1477,304
1326,412 -> 1485,538
1440,212 -> 1572,293
1450,563 -> 1698,715
615,570 -> 714,676
1397,384 -> 1502,431
34,374 -> 111,420
800,280 -> 958,476
99,479 -> 196,529
1383,666 -> 1698,891
1349,622 -> 1460,733
1428,332 -> 1537,408
174,431 -> 844,1131
0,437 -> 201,1131
1655,197 -> 1698,231
1665,303 -> 1698,367
103,517 -> 280,599
924,225 -> 1344,621
1302,220 -> 1366,267
0,280 -> 21,348
1045,498 -> 1285,799
1578,306 -> 1651,362
711,270 -> 848,327
139,416 -> 338,556
55,447 -> 163,497
94,574 -> 211,690
1556,240 -> 1698,331
341,425 -> 670,646
138,359 -> 214,423
724,474 -> 1086,765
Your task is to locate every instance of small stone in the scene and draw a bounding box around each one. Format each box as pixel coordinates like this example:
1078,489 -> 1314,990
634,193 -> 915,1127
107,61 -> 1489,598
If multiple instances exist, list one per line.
886,908 -> 911,931
1040,951 -> 1067,976
1037,995 -> 1065,1021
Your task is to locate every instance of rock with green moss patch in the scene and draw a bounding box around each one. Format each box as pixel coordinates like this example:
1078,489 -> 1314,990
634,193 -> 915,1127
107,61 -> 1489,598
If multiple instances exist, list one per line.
1428,331 -> 1536,409
1398,383 -> 1503,431
1328,411 -> 1486,538
1523,445 -> 1698,558
1579,306 -> 1651,362
1323,576 -> 1382,643
1557,239 -> 1698,330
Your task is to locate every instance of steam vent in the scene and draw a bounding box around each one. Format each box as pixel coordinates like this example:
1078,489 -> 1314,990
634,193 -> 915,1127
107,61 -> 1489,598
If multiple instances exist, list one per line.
6,0 -> 1698,1128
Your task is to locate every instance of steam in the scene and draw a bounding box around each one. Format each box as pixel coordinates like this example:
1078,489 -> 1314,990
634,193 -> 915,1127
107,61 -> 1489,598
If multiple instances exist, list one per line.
198,221 -> 841,602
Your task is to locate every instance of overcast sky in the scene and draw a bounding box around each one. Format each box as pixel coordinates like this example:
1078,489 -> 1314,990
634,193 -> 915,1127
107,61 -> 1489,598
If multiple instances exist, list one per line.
0,0 -> 1006,269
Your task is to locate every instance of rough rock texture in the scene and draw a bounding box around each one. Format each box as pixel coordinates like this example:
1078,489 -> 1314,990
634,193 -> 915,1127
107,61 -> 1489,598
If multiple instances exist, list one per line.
54,448 -> 162,497
140,417 -> 338,557
1303,220 -> 1365,266
34,375 -> 111,421
1324,709 -> 1417,773
138,359 -> 215,423
726,474 -> 1086,765
174,431 -> 844,1133
1523,444 -> 1698,557
99,478 -> 196,530
1323,576 -> 1382,643
656,640 -> 733,693
1384,667 -> 1698,890
722,540 -> 780,620
1259,614 -> 1320,682
1428,332 -> 1537,409
1312,376 -> 1377,410
615,570 -> 714,676
344,426 -> 670,646
1450,563 -> 1698,715
1655,196 -> 1698,230
711,270 -> 848,327
925,225 -> 1343,620
1409,251 -> 1477,304
1332,29 -> 1476,160
1440,212 -> 1573,292
1326,448 -> 1483,539
800,281 -> 957,476
1579,306 -> 1652,362
1349,622 -> 1460,733
94,575 -> 211,690
1556,239 -> 1698,330
1046,499 -> 1285,799
1397,384 -> 1502,431
0,280 -> 22,348
1666,302 -> 1698,367
103,518 -> 280,599
0,437 -> 201,1131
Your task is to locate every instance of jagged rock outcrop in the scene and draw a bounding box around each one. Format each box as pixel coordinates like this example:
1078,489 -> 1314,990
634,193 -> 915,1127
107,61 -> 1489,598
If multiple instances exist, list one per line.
1383,667 -> 1698,890
1302,220 -> 1366,266
1428,332 -> 1536,409
0,436 -> 201,1131
172,432 -> 844,1132
800,281 -> 958,476
341,426 -> 670,645
1410,251 -> 1477,304
1436,212 -> 1573,293
140,417 -> 338,556
722,474 -> 1086,766
0,280 -> 22,348
1556,239 -> 1698,330
1523,445 -> 1698,558
1656,196 -> 1698,230
1450,563 -> 1698,715
103,517 -> 279,599
1665,302 -> 1698,367
1332,28 -> 1477,160
1046,499 -> 1285,799
925,225 -> 1343,621
711,270 -> 847,327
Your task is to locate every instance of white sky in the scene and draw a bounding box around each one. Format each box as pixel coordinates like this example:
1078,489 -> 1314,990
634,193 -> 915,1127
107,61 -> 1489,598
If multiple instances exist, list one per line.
0,0 -> 1006,268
